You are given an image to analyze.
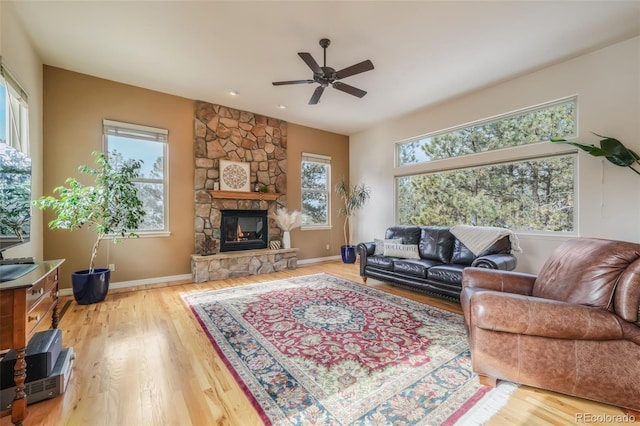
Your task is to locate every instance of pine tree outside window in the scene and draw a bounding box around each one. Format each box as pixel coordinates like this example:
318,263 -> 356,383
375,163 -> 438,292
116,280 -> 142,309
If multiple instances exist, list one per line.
395,98 -> 577,233
301,153 -> 331,229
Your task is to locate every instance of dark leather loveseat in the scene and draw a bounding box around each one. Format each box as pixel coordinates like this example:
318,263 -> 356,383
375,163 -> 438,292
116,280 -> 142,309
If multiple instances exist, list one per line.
357,225 -> 517,300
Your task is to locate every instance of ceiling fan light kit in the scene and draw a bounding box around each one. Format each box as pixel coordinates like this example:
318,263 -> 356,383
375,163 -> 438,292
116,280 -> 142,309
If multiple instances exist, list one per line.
272,38 -> 374,105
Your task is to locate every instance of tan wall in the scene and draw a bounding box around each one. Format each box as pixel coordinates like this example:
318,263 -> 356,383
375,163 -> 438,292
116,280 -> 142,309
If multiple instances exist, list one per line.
286,123 -> 349,260
43,67 -> 350,289
43,66 -> 194,289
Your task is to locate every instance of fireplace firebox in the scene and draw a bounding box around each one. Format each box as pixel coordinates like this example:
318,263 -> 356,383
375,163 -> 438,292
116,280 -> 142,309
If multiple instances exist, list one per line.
220,209 -> 268,252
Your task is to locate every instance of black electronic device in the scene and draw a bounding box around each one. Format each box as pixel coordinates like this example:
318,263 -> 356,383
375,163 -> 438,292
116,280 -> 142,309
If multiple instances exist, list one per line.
0,263 -> 38,282
0,329 -> 62,389
1,347 -> 74,410
0,257 -> 35,265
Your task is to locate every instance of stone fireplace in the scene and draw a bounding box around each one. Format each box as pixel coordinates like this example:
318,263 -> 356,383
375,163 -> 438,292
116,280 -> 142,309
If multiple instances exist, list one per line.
191,101 -> 297,282
193,100 -> 288,255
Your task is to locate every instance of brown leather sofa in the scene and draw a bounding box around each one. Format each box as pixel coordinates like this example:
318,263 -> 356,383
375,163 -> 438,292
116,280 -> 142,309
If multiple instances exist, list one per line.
460,238 -> 640,411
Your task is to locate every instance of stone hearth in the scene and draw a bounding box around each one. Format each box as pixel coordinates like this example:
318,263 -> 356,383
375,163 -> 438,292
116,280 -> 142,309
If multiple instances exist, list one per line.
191,248 -> 298,283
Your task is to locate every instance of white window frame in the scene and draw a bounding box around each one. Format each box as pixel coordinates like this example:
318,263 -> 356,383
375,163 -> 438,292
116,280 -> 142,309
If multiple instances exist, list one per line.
394,96 -> 579,235
103,119 -> 169,236
1,59 -> 29,155
301,152 -> 332,230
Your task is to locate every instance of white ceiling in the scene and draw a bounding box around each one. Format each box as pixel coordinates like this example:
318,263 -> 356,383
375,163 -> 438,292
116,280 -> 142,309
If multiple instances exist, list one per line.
10,1 -> 640,135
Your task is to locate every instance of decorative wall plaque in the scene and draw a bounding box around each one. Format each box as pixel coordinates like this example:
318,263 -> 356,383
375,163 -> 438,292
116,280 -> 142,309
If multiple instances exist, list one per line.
219,160 -> 250,192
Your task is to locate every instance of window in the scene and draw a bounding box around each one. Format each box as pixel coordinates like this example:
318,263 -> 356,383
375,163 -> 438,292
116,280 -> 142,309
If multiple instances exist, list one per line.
397,155 -> 575,231
395,98 -> 577,233
0,62 -> 31,247
1,61 -> 29,154
103,120 -> 168,233
397,98 -> 576,166
301,153 -> 331,229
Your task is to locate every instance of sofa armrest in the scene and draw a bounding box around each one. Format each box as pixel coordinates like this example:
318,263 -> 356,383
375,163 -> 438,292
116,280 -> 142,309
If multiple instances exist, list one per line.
470,291 -> 625,340
357,242 -> 375,276
462,267 -> 536,296
471,253 -> 517,270
358,242 -> 376,256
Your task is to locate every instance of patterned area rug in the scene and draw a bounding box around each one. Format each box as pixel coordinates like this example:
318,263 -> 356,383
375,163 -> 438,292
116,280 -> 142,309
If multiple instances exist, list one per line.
183,273 -> 507,425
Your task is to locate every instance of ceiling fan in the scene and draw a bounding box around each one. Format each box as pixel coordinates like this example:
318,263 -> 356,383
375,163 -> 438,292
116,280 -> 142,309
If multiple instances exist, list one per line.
272,38 -> 374,105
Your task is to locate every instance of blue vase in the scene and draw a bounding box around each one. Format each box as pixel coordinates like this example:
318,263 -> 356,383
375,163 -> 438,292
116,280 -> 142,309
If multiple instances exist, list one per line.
71,268 -> 110,305
341,245 -> 357,264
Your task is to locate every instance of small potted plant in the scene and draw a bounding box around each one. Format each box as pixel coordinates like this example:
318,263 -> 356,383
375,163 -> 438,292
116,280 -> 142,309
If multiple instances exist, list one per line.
335,177 -> 370,263
33,150 -> 146,304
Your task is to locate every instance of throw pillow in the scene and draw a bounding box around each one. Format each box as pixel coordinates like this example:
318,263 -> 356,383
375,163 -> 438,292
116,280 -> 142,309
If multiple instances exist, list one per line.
374,238 -> 402,256
383,242 -> 421,259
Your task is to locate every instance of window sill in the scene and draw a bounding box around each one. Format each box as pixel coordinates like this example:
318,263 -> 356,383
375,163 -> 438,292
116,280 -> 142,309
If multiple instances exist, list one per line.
104,231 -> 171,239
301,226 -> 332,231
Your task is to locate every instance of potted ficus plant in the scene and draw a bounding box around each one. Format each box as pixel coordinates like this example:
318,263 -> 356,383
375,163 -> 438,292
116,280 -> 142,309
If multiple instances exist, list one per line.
335,177 -> 371,263
33,150 -> 146,304
551,133 -> 639,176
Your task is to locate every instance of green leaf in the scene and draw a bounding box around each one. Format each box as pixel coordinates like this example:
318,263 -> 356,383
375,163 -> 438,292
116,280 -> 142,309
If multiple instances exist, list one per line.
551,134 -> 639,174
599,137 -> 636,167
550,138 -> 610,157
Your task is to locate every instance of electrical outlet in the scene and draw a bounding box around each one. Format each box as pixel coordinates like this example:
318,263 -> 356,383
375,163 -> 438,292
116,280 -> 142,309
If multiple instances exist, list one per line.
108,263 -> 116,271
326,244 -> 330,250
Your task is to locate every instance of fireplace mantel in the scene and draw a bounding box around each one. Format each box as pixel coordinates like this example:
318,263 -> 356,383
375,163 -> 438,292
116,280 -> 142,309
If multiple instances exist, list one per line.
208,190 -> 280,201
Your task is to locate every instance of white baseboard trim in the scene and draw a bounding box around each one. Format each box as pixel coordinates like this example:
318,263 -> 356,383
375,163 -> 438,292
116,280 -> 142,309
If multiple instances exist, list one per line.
59,257 -> 345,297
58,273 -> 193,297
298,255 -> 341,265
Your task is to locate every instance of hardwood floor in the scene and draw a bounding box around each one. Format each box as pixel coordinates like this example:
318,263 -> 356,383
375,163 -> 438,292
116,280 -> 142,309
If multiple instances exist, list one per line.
1,261 -> 636,425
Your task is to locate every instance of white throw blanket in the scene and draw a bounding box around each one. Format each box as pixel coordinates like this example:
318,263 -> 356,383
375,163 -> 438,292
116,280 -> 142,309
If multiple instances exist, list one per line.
450,225 -> 522,256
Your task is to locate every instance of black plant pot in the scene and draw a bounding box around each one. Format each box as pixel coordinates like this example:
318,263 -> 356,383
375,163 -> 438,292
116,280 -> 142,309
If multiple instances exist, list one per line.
71,268 -> 111,305
341,245 -> 358,264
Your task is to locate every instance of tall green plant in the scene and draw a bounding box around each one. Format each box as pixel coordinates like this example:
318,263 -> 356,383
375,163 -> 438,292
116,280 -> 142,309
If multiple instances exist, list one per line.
33,151 -> 146,273
335,178 -> 371,246
551,133 -> 640,176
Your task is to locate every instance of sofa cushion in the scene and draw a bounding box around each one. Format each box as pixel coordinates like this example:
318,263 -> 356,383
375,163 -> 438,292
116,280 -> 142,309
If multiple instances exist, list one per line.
451,235 -> 512,265
374,238 -> 402,256
419,226 -> 454,263
451,239 -> 476,266
428,264 -> 466,285
365,255 -> 395,271
385,226 -> 421,245
393,259 -> 443,278
383,243 -> 420,259
533,238 -> 640,310
479,235 -> 512,256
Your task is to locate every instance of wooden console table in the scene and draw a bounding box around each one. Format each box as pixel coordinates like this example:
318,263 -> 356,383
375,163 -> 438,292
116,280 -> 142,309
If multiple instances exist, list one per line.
0,259 -> 64,426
